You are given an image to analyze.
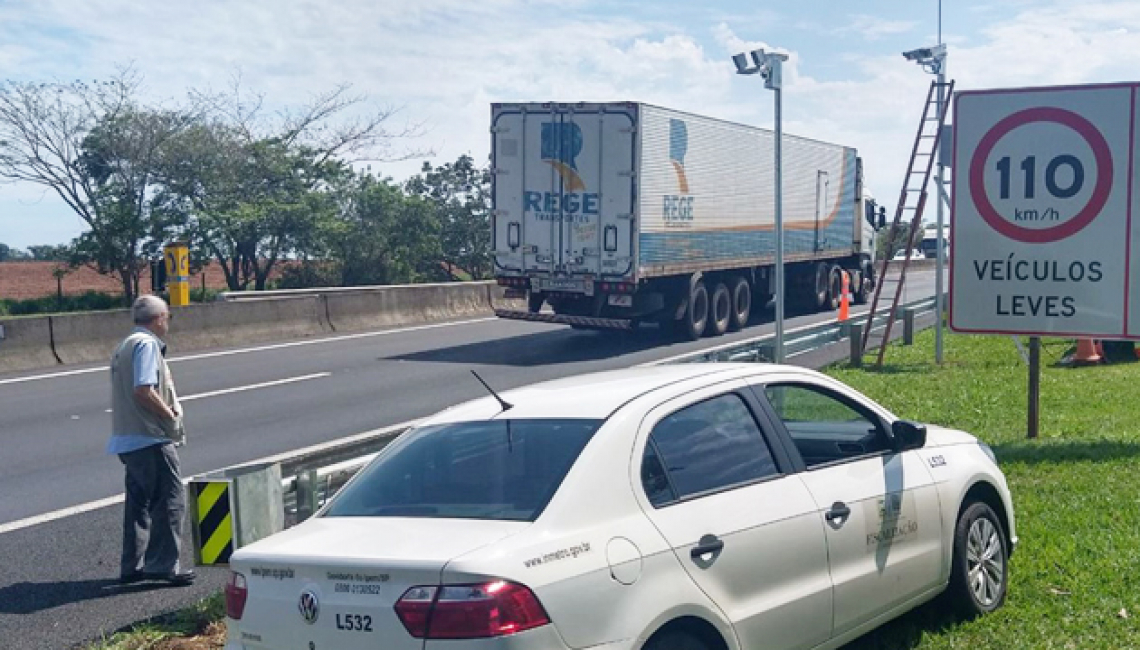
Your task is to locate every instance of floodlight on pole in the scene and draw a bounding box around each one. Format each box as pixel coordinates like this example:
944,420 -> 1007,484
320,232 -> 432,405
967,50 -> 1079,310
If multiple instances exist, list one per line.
903,41 -> 948,364
733,47 -> 789,363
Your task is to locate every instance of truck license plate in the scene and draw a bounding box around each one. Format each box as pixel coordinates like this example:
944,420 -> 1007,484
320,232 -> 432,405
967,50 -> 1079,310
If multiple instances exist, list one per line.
537,278 -> 592,295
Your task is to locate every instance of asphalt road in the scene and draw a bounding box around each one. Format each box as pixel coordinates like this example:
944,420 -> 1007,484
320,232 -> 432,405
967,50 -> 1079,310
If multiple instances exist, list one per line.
0,270 -> 939,649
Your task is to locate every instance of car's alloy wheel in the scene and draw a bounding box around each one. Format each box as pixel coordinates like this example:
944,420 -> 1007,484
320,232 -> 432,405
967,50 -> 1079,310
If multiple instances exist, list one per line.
948,501 -> 1008,617
967,516 -> 1005,607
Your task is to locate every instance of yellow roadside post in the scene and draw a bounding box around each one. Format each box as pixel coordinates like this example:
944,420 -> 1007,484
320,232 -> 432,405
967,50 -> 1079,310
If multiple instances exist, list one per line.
164,241 -> 190,307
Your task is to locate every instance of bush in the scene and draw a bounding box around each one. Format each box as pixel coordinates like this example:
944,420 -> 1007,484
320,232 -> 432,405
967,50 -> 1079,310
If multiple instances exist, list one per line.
274,262 -> 339,289
0,291 -> 126,316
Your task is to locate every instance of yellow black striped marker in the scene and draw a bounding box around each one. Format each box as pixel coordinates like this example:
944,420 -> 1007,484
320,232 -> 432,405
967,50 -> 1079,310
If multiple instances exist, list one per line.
195,481 -> 233,564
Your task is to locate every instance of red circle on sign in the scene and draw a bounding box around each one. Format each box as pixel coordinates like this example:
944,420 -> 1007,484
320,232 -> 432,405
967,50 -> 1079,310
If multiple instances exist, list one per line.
968,106 -> 1113,244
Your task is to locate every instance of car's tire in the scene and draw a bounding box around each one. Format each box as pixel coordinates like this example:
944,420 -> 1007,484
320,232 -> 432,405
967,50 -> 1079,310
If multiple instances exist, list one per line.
677,281 -> 709,341
707,282 -> 731,337
947,501 -> 1009,618
644,629 -> 711,650
728,276 -> 751,331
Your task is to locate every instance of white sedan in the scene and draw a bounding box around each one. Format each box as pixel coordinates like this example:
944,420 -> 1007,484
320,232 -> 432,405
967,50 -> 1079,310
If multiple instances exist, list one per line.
223,363 -> 1016,650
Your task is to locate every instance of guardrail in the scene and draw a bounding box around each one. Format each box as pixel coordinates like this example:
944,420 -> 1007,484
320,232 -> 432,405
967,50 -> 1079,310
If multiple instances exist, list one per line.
267,295 -> 941,526
668,296 -> 938,365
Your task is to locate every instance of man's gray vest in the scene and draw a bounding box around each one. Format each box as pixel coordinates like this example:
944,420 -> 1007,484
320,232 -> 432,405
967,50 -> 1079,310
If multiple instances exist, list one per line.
110,330 -> 185,446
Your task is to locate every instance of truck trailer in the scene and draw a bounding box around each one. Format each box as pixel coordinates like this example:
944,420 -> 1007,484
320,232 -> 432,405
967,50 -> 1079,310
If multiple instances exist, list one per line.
491,102 -> 885,339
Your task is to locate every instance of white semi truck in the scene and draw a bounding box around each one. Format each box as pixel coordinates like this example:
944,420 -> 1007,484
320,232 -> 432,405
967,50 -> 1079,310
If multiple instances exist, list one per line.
491,102 -> 885,339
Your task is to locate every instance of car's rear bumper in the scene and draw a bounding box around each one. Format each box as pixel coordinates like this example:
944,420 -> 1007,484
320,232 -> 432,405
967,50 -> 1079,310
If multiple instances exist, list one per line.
225,620 -> 590,650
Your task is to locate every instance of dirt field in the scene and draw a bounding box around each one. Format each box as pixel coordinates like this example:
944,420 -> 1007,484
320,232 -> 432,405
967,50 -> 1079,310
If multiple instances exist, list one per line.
0,262 -> 238,301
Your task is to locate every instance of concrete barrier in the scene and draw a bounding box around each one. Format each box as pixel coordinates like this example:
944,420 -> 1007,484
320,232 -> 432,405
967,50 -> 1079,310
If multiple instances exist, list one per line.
2,282 -> 525,373
488,285 -> 527,312
166,296 -> 330,351
49,296 -> 331,365
0,317 -> 60,373
325,283 -> 492,332
50,309 -> 133,366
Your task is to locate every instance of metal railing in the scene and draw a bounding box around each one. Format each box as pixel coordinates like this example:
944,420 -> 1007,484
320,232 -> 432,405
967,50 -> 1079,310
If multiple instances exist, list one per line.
667,296 -> 937,364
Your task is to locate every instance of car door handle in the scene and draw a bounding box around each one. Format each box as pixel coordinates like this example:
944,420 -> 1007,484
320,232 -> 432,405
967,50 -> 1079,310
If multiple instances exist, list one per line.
690,536 -> 725,559
825,502 -> 851,524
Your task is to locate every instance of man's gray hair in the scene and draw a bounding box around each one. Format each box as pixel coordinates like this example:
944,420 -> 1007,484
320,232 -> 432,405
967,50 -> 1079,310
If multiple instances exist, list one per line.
132,295 -> 169,324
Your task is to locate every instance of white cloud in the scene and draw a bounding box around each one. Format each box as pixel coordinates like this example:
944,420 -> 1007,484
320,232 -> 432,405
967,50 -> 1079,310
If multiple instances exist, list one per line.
841,15 -> 919,41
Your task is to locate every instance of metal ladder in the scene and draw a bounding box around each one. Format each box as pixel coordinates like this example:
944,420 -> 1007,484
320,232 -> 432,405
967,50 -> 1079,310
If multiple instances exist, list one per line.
861,79 -> 954,366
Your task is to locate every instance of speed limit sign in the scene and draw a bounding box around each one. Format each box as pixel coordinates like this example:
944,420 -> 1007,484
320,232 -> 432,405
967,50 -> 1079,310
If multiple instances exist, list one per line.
950,82 -> 1140,339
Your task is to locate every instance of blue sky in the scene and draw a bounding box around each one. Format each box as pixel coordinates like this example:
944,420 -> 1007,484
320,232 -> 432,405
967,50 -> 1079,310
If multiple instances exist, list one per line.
3,0 -> 1140,249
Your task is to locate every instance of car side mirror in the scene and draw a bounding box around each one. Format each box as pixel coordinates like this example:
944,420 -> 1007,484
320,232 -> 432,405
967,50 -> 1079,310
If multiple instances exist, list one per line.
892,420 -> 927,451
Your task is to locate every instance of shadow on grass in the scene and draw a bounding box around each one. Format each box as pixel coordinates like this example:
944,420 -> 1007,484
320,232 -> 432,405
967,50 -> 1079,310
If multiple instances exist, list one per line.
839,596 -> 961,650
849,363 -> 934,375
994,439 -> 1140,464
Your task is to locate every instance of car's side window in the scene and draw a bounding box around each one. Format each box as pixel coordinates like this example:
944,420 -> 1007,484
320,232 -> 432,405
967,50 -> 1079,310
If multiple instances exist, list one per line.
763,383 -> 891,468
640,393 -> 779,506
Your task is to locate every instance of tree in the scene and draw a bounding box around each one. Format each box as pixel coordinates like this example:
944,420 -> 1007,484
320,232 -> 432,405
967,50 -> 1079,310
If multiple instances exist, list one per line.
876,218 -> 921,260
314,173 -> 444,287
0,242 -> 28,261
25,244 -> 70,261
0,70 -> 198,301
405,154 -> 492,280
166,81 -> 428,290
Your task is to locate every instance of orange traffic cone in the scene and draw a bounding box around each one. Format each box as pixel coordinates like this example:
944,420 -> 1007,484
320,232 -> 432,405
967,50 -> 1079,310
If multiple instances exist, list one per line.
838,271 -> 850,322
1073,338 -> 1102,365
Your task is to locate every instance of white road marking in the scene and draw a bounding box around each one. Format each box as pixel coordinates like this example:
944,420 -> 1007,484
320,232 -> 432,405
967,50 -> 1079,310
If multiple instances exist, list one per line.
0,419 -> 419,536
0,317 -> 498,386
179,373 -> 331,402
0,495 -> 125,535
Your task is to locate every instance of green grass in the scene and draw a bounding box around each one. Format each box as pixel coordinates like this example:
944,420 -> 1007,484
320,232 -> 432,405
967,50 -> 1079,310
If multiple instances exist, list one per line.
84,593 -> 224,650
832,330 -> 1140,650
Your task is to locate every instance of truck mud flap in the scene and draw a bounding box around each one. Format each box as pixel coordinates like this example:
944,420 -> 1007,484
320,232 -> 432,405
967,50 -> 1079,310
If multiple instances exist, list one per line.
494,309 -> 634,331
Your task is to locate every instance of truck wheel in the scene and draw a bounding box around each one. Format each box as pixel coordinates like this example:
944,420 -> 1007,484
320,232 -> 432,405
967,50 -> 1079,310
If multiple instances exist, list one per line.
729,276 -> 751,331
827,265 -> 843,311
854,260 -> 874,305
813,262 -> 830,311
707,283 -> 731,337
677,281 -> 709,341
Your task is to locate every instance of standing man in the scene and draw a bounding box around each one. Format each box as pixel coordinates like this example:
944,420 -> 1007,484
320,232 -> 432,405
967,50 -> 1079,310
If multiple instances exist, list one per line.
108,294 -> 195,586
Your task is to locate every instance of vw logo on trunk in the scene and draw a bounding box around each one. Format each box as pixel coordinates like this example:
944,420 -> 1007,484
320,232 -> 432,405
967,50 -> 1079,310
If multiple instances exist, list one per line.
298,589 -> 320,625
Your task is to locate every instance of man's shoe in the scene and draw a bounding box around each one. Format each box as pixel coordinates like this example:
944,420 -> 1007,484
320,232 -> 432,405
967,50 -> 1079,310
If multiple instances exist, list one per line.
144,570 -> 196,586
118,571 -> 145,585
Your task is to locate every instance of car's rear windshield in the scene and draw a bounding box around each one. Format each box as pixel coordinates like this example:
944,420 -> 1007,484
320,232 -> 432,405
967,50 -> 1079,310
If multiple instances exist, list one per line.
323,419 -> 602,522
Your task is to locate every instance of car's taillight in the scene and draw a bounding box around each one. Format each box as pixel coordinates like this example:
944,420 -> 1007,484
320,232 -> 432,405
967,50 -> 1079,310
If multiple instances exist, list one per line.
393,585 -> 437,637
394,580 -> 550,639
225,571 -> 248,620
